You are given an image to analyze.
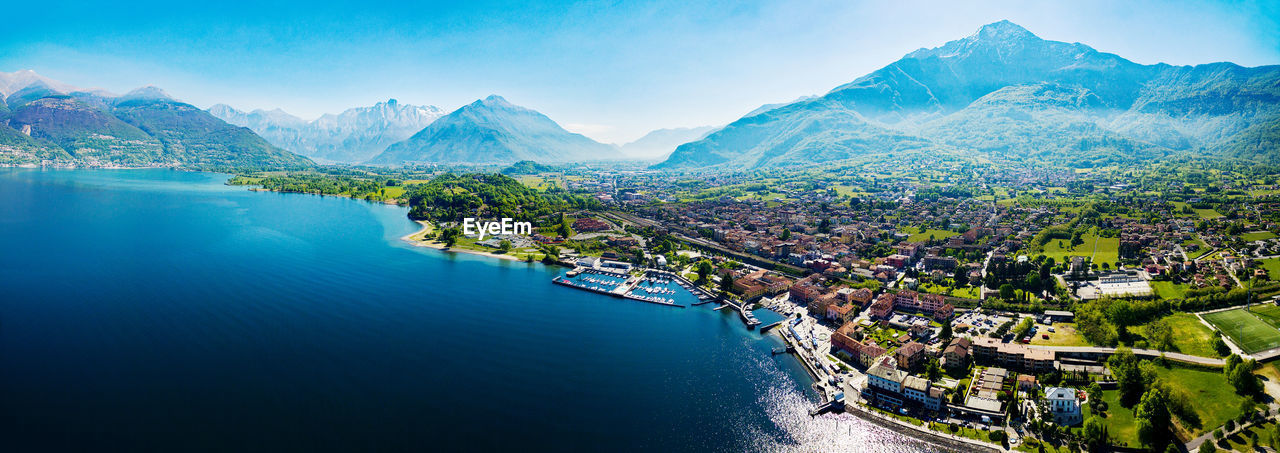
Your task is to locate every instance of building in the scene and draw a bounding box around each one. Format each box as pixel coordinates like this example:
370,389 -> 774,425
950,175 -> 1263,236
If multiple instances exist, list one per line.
892,290 -> 953,320
1044,387 -> 1082,426
867,357 -> 906,394
845,287 -> 874,306
1017,374 -> 1039,392
1043,310 -> 1074,322
826,303 -> 858,324
971,337 -> 1055,372
885,254 -> 911,269
941,338 -> 971,369
895,342 -> 925,372
572,217 -> 611,232
972,335 -> 1054,371
869,293 -> 895,319
865,357 -> 944,412
831,323 -> 863,358
922,255 -> 959,272
901,375 -> 944,411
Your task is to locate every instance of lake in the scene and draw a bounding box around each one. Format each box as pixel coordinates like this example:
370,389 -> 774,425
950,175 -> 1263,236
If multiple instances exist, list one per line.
0,169 -> 941,452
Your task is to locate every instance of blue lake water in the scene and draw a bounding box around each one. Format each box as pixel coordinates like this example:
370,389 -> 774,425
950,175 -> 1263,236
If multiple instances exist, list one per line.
0,169 -> 942,452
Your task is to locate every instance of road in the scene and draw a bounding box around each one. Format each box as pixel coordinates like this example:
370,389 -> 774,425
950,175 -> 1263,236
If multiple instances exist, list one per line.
1027,345 -> 1225,367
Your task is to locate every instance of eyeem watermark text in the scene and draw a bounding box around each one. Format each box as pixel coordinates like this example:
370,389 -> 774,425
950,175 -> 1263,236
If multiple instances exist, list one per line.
463,218 -> 532,240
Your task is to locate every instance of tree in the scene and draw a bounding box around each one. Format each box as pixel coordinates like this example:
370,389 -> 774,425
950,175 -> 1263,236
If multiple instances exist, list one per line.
1108,346 -> 1147,406
498,239 -> 512,253
1145,319 -> 1175,351
695,260 -> 713,284
926,358 -> 942,381
719,273 -> 735,296
1000,284 -> 1016,300
1224,354 -> 1261,396
780,228 -> 791,240
1086,382 -> 1104,414
1213,336 -> 1231,356
1083,415 -> 1109,452
1198,441 -> 1217,452
1136,384 -> 1172,450
1013,317 -> 1035,338
440,227 -> 462,247
556,218 -> 574,238
939,317 -> 954,342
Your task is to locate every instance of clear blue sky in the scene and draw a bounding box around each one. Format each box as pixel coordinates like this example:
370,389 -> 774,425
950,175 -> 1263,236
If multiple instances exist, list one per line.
2,0 -> 1277,143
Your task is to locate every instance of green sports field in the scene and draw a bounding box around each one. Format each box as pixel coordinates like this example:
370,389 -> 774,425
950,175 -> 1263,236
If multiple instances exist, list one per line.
1250,304 -> 1280,328
1203,308 -> 1280,354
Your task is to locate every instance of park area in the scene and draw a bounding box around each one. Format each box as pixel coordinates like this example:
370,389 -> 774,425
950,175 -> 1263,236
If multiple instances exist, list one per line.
1203,308 -> 1280,354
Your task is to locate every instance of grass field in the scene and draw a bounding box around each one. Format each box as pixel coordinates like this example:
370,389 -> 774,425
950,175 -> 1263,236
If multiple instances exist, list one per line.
1085,364 -> 1247,447
1243,231 -> 1278,241
381,186 -> 406,198
1029,323 -> 1089,347
1151,280 -> 1191,299
1173,201 -> 1224,219
1084,390 -> 1138,448
1039,232 -> 1120,266
1249,304 -> 1280,329
1162,313 -> 1219,358
1203,308 -> 1280,354
1259,258 -> 1280,281
918,281 -> 980,299
903,227 -> 959,243
1158,365 -> 1249,438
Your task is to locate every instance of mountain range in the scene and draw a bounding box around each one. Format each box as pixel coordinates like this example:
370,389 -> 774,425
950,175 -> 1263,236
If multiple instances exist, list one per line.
5,21 -> 1277,170
0,71 -> 312,169
208,100 -> 444,163
368,95 -> 622,165
656,20 -> 1280,170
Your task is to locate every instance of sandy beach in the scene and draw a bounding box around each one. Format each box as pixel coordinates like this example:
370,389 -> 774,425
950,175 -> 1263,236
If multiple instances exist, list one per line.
400,220 -> 527,262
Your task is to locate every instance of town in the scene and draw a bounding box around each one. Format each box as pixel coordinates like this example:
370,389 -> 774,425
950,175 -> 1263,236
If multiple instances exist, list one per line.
513,155 -> 1280,453
235,154 -> 1280,452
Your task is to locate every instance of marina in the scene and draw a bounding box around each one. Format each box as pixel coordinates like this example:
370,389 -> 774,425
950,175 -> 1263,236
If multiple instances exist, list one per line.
552,268 -> 686,308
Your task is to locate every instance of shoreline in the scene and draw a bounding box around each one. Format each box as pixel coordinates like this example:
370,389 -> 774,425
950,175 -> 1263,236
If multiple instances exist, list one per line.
773,318 -> 1004,452
245,187 -> 404,205
399,220 -> 528,262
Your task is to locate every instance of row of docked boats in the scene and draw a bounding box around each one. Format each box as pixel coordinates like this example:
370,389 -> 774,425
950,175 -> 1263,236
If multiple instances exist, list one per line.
551,276 -> 615,294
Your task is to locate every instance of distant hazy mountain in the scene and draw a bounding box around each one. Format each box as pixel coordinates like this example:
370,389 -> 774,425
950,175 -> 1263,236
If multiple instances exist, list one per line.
619,126 -> 716,159
209,99 -> 444,163
657,20 -> 1280,169
0,71 -> 312,168
0,70 -> 87,98
369,95 -> 621,165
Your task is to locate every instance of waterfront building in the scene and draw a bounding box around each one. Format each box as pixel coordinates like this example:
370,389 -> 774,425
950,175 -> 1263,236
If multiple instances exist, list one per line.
864,357 -> 944,412
866,358 -> 906,394
901,375 -> 944,411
